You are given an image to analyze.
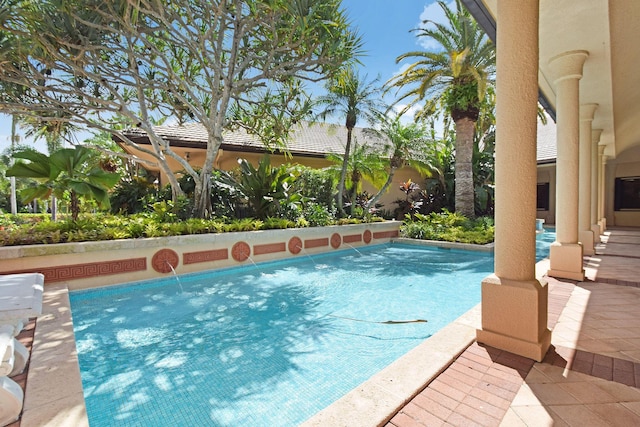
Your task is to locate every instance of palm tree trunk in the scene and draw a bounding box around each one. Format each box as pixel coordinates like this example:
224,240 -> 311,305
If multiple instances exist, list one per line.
454,117 -> 476,219
336,127 -> 353,216
366,167 -> 397,210
70,191 -> 79,221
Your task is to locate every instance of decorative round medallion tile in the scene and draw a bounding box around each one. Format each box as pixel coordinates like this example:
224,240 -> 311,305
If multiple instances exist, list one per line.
152,249 -> 180,273
231,241 -> 251,262
330,233 -> 342,249
288,237 -> 303,254
363,229 -> 372,244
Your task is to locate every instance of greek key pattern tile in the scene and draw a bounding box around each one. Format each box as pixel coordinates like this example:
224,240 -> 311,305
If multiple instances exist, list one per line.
253,242 -> 286,255
304,238 -> 329,249
4,258 -> 147,283
343,233 -> 362,243
373,230 -> 399,239
183,249 -> 229,265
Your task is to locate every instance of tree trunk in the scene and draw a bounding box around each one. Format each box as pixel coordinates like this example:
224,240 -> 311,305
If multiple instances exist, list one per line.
10,116 -> 17,215
337,127 -> 354,217
350,176 -> 359,216
367,166 -> 397,210
454,117 -> 476,219
70,191 -> 79,221
51,195 -> 57,221
194,171 -> 212,219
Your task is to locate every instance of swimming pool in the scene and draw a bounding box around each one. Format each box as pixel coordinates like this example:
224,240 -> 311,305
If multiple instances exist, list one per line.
71,236 -> 554,426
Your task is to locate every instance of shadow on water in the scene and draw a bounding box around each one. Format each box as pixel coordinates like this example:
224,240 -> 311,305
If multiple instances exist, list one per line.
71,275 -> 333,426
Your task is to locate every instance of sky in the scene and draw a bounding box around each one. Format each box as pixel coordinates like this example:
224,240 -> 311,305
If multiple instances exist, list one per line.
0,0 -> 450,155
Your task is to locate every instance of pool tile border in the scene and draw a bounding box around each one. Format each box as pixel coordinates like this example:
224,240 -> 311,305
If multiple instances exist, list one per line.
0,223 -> 401,290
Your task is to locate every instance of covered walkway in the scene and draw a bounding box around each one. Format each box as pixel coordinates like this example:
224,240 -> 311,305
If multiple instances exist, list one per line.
387,228 -> 640,426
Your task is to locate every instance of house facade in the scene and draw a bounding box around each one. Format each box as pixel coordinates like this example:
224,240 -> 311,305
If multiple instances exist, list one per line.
116,121 -> 421,213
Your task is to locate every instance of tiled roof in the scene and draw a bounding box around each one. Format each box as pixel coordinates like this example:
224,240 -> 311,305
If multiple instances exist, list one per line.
122,118 -> 557,162
536,116 -> 557,163
122,121 -> 387,157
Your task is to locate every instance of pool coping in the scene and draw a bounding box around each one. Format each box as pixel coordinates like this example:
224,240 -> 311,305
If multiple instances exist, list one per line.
301,305 -> 481,427
21,238 -> 498,426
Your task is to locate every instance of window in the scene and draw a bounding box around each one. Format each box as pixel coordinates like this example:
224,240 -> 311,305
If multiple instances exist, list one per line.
614,177 -> 640,210
537,182 -> 550,211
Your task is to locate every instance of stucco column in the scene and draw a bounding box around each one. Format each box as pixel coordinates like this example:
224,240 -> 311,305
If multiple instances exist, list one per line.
547,50 -> 588,281
578,104 -> 597,255
476,0 -> 550,362
598,145 -> 607,232
591,130 -> 603,240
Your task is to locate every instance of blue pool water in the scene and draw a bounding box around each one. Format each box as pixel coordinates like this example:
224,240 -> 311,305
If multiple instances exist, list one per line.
71,235 -> 554,426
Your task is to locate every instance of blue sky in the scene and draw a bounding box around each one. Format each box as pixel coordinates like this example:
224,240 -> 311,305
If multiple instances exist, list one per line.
0,0 -> 447,154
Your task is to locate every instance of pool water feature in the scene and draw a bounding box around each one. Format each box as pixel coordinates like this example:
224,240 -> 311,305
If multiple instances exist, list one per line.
71,237 -> 555,426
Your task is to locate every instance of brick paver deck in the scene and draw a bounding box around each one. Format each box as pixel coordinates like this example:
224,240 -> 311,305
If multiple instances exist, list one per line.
387,228 -> 640,426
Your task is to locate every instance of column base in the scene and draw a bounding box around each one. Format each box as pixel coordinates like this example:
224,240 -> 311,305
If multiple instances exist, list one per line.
477,328 -> 551,363
579,230 -> 595,255
591,224 -> 601,244
477,274 -> 551,362
548,242 -> 585,281
598,218 -> 607,233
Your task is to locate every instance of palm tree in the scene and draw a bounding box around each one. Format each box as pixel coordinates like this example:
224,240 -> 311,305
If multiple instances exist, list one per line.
316,67 -> 386,216
20,109 -> 79,219
6,146 -> 120,221
386,0 -> 495,219
326,140 -> 386,215
364,116 -> 434,210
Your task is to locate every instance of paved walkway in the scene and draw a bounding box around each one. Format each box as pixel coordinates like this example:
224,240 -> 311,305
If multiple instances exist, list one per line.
387,228 -> 640,426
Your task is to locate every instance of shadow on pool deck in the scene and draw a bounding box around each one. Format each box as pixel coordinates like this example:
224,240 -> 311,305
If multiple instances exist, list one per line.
384,228 -> 640,427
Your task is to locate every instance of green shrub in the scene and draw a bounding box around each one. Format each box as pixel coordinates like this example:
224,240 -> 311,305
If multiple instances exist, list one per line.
264,217 -> 295,229
400,211 -> 494,245
302,203 -> 334,227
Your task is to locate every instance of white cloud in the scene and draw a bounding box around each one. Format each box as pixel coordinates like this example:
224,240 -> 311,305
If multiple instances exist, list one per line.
417,0 -> 455,51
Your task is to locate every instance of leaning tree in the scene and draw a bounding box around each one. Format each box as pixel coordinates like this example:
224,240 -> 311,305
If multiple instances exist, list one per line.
0,0 -> 362,218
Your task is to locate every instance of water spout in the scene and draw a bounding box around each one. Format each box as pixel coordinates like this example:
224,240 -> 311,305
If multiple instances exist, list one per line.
296,245 -> 317,265
344,243 -> 363,256
245,256 -> 266,275
166,261 -> 184,293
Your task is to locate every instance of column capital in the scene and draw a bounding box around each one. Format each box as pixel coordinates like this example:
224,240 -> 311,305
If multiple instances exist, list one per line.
592,128 -> 603,144
598,144 -> 606,155
549,50 -> 589,83
580,104 -> 599,121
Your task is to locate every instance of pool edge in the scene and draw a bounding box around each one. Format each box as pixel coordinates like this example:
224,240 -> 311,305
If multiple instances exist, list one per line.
21,283 -> 89,427
300,305 -> 480,427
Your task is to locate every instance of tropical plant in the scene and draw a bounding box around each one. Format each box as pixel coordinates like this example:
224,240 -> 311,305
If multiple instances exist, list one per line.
316,67 -> 386,216
110,178 -> 156,215
0,0 -> 362,219
400,210 -> 494,244
6,146 -> 120,221
363,116 -> 434,210
394,179 -> 426,219
421,127 -> 456,213
386,0 -> 495,219
326,139 -> 386,215
293,167 -> 336,214
221,157 -> 300,220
